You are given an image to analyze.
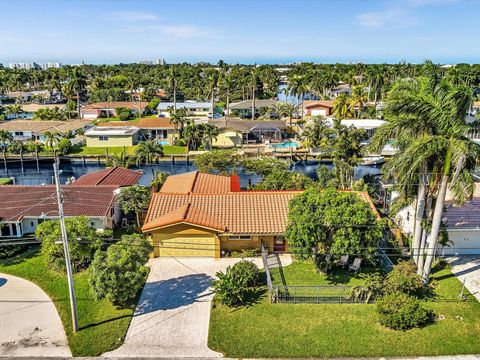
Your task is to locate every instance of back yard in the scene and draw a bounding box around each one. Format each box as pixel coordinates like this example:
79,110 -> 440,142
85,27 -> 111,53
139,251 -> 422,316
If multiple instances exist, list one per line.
209,261 -> 480,358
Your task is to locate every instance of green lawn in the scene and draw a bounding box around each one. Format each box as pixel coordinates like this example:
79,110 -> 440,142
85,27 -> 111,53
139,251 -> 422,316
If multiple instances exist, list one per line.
0,246 -> 147,356
68,144 -> 187,156
209,264 -> 480,358
0,177 -> 13,185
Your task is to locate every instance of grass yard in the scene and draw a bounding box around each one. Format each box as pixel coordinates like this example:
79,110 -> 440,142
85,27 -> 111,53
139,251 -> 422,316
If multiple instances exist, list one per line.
68,144 -> 187,156
162,145 -> 188,154
0,246 -> 147,356
209,263 -> 480,358
0,177 -> 13,185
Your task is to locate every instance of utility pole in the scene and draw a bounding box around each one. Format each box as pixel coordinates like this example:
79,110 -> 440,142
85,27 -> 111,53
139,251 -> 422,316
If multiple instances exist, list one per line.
53,161 -> 79,333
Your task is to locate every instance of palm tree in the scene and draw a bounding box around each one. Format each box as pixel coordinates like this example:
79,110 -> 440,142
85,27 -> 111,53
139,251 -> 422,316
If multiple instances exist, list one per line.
69,68 -> 87,118
135,140 -> 164,165
8,140 -> 25,172
288,74 -> 309,120
199,123 -> 218,150
220,75 -> 234,118
183,121 -> 201,150
350,86 -> 368,118
206,69 -> 219,118
149,171 -> 169,193
333,93 -> 354,119
0,130 -> 13,171
119,185 -> 150,228
106,151 -> 135,168
170,108 -> 187,140
167,67 -> 178,112
301,116 -> 334,153
5,104 -> 23,119
25,141 -> 44,172
43,130 -> 61,161
249,68 -> 259,120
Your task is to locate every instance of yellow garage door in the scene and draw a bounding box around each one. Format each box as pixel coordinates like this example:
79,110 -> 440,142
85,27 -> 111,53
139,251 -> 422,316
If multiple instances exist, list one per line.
158,235 -> 217,257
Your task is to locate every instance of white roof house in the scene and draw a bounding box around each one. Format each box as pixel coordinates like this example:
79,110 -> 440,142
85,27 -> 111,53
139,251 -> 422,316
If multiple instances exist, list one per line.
85,126 -> 139,136
156,101 -> 211,110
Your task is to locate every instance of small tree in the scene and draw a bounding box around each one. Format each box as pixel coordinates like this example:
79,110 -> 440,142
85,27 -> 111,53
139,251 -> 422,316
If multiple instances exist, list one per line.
119,185 -> 150,228
56,138 -> 71,155
241,157 -> 290,177
193,149 -> 239,175
115,107 -> 132,121
38,216 -> 102,272
254,170 -> 314,190
89,234 -> 152,307
285,188 -> 382,259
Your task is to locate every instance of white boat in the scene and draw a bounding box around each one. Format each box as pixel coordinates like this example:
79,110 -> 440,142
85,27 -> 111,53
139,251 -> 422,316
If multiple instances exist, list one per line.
362,156 -> 385,166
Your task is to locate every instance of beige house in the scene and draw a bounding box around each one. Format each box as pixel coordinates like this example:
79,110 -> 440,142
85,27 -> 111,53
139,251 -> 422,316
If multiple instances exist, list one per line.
85,126 -> 140,147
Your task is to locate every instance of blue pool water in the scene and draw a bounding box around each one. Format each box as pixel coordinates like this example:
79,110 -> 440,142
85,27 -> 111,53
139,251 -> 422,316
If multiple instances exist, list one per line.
157,140 -> 170,145
272,141 -> 299,148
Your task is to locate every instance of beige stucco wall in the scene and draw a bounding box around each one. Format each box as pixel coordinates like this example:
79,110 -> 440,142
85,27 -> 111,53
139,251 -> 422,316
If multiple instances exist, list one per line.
212,130 -> 243,148
86,134 -> 137,147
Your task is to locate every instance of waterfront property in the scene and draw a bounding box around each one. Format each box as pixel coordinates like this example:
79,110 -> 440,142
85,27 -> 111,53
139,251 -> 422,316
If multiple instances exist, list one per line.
0,119 -> 92,143
142,171 -> 377,257
0,185 -> 120,238
303,100 -> 334,117
229,99 -> 278,118
5,103 -> 66,120
85,126 -> 140,147
208,118 -> 287,147
157,101 -> 211,117
72,166 -> 143,187
80,101 -> 149,119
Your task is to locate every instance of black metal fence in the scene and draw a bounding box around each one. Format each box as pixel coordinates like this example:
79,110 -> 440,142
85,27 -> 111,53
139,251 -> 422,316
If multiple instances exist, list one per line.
272,285 -> 360,304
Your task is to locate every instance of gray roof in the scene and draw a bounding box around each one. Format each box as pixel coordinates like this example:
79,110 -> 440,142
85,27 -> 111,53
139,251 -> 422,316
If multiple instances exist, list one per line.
157,102 -> 211,110
229,99 -> 278,110
445,198 -> 480,230
208,118 -> 286,132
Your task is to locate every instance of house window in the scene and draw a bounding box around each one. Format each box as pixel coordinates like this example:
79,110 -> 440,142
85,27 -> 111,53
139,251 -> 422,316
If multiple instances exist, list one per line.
15,131 -> 24,136
99,136 -> 109,141
110,207 -> 114,216
31,221 -> 35,227
228,235 -> 252,241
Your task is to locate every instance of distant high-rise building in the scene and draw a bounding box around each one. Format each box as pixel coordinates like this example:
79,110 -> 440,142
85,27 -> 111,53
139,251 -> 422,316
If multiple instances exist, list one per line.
155,58 -> 166,65
40,62 -> 62,70
139,60 -> 154,65
8,62 -> 62,70
9,62 -> 34,70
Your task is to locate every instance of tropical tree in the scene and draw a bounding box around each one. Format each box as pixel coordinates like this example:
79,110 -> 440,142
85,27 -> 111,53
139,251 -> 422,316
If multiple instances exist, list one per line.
5,104 -> 23,119
149,171 -> 169,193
199,123 -> 218,150
183,121 -> 201,150
333,93 -> 354,119
8,140 -> 26,172
350,86 -> 368,118
25,141 -> 44,171
0,130 -> 13,171
43,130 -> 61,161
105,151 -> 135,168
69,68 -> 87,118
220,74 -> 234,118
135,140 -> 164,165
119,185 -> 150,228
167,67 -> 178,112
300,116 -> 334,153
288,74 -> 309,120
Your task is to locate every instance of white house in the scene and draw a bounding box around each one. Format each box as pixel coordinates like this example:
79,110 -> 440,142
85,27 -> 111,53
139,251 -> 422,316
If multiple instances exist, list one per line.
157,101 -> 211,117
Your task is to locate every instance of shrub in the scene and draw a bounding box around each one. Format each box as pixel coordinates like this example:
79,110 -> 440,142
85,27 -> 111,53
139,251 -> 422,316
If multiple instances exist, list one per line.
377,292 -> 434,330
214,266 -> 249,307
384,261 -> 428,297
347,273 -> 384,303
115,107 -> 132,121
89,234 -> 152,307
0,244 -> 28,259
38,217 -> 102,272
230,260 -> 261,288
56,138 -> 71,155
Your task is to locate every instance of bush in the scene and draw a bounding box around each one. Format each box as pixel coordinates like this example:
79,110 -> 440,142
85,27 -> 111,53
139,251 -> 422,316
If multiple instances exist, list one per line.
384,260 -> 428,297
377,292 -> 434,330
115,107 -> 132,121
57,138 -> 71,155
38,217 -> 102,272
230,260 -> 261,288
0,244 -> 28,259
213,261 -> 261,307
347,273 -> 384,303
89,234 -> 152,307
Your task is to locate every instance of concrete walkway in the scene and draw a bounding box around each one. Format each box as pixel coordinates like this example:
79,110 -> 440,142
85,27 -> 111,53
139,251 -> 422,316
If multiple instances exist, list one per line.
0,273 -> 71,357
104,255 -> 291,358
448,256 -> 480,302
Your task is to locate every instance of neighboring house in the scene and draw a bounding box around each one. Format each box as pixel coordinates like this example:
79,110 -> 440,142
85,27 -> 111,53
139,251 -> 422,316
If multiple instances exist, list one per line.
208,118 -> 287,147
0,185 -> 120,238
303,100 -> 334,117
5,104 -> 66,120
0,119 -> 92,143
85,126 -> 140,147
393,183 -> 480,255
156,101 -> 211,117
126,88 -> 166,101
72,167 -> 143,187
5,90 -> 62,103
141,171 -> 377,258
80,102 -> 149,119
229,99 -> 278,118
97,118 -> 178,144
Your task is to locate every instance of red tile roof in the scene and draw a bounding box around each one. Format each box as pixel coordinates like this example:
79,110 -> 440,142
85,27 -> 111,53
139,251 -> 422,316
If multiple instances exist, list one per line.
138,117 -> 175,129
72,167 -> 142,187
142,192 -> 302,234
0,185 -> 117,222
159,171 -> 232,194
303,100 -> 334,109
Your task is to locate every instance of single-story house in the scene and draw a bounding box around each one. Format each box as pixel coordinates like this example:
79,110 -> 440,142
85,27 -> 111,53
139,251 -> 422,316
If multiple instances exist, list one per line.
85,126 -> 140,147
141,171 -> 377,258
156,101 -> 211,117
126,88 -> 166,101
303,100 -> 334,117
5,90 -> 61,103
72,167 -> 143,187
5,104 -> 66,120
97,118 -> 178,144
229,99 -> 278,118
0,119 -> 92,143
0,185 -> 120,238
80,102 -> 149,119
208,118 -> 287,147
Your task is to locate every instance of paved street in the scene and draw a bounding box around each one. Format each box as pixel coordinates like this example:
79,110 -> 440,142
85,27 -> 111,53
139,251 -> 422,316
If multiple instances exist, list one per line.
0,273 -> 71,357
104,255 -> 291,358
449,256 -> 480,302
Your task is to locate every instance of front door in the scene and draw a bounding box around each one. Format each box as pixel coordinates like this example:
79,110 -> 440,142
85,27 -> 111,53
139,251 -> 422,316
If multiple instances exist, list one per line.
273,236 -> 286,252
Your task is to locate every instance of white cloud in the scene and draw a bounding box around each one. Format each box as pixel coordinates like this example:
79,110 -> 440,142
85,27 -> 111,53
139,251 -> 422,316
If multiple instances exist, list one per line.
110,11 -> 160,21
357,9 -> 417,28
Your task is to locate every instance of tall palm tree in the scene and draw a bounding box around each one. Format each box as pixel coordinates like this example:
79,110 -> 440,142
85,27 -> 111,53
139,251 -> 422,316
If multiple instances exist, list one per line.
119,185 -> 150,228
206,69 -> 219,118
288,74 -> 309,120
167,67 -> 178,112
69,68 -> 87,118
135,140 -> 164,165
8,140 -> 25,173
25,141 -> 44,172
105,151 -> 135,168
0,130 -> 13,171
220,75 -> 234,119
149,171 -> 169,193
333,93 -> 354,119
170,108 -> 187,139
199,123 -> 218,150
43,130 -> 61,161
350,86 -> 368,118
183,121 -> 200,150
249,68 -> 259,120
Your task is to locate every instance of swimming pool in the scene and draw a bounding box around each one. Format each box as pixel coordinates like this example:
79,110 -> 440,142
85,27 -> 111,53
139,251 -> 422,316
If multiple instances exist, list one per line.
157,140 -> 170,145
272,141 -> 299,148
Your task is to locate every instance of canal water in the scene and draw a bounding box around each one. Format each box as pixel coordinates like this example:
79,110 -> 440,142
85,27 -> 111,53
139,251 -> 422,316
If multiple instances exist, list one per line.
0,158 -> 382,187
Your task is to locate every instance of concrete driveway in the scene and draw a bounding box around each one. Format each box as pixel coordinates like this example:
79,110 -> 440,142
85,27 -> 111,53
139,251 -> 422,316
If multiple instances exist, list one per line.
104,255 -> 291,358
0,273 -> 71,357
448,256 -> 480,302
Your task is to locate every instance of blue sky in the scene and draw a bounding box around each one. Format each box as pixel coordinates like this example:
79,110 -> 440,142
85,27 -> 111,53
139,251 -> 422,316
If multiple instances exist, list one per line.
0,0 -> 478,64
